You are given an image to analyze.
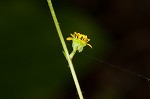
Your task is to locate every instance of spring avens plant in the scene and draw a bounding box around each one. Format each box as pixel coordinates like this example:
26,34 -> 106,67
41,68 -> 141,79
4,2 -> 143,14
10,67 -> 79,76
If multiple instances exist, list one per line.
47,0 -> 92,99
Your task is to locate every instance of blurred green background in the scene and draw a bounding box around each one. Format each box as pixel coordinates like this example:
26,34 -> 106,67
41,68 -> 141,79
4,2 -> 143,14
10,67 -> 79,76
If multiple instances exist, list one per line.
0,0 -> 150,99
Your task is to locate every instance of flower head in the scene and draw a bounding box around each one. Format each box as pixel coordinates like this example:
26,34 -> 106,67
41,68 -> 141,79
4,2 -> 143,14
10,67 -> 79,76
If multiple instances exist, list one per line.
67,32 -> 92,52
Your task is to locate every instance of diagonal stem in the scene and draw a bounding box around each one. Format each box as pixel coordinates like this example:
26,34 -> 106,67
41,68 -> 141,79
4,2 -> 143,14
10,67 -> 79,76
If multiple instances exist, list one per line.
47,0 -> 84,99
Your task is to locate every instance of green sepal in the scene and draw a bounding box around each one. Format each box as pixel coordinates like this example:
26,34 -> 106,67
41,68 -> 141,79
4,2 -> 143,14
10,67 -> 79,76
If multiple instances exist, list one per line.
72,38 -> 86,52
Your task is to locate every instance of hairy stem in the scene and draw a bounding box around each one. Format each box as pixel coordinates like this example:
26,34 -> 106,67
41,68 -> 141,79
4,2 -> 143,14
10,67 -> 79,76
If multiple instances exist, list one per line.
47,0 -> 84,99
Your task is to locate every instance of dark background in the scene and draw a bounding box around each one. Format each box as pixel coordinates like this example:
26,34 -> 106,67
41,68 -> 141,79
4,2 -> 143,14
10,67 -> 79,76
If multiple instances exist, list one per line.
0,0 -> 150,99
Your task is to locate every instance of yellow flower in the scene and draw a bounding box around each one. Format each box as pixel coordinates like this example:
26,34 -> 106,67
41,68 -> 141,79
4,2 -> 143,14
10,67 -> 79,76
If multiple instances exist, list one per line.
67,32 -> 92,52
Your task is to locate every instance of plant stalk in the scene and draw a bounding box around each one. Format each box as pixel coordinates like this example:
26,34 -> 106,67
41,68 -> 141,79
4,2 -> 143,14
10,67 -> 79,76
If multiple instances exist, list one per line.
47,0 -> 84,99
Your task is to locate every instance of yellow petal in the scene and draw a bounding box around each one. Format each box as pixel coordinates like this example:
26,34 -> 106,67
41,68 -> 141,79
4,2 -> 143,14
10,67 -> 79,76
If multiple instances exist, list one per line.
70,34 -> 75,38
87,43 -> 92,48
87,37 -> 90,42
66,37 -> 72,40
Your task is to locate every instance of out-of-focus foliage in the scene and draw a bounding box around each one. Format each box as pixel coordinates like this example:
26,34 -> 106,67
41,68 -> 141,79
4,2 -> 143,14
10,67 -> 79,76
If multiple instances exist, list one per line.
0,0 -> 109,99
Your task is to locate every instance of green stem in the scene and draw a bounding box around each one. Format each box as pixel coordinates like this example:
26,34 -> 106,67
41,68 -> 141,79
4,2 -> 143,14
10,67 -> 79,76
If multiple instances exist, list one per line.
70,49 -> 77,60
47,0 -> 84,99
